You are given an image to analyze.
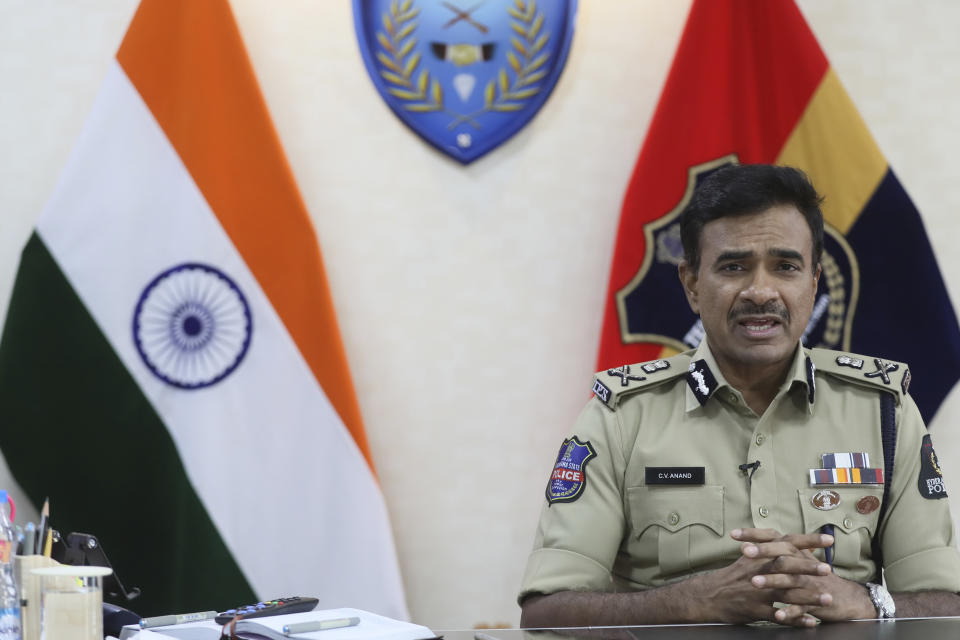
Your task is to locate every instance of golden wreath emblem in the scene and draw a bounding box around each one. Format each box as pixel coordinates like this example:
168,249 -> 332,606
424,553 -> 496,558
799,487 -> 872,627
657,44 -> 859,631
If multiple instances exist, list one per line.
375,0 -> 552,124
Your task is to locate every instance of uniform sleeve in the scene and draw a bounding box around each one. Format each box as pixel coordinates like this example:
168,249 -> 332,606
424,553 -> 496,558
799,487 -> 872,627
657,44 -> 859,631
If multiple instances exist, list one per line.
879,395 -> 960,592
517,397 -> 629,604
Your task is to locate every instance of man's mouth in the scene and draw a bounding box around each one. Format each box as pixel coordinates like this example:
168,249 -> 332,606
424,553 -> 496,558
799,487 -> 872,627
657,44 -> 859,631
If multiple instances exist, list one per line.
737,316 -> 783,336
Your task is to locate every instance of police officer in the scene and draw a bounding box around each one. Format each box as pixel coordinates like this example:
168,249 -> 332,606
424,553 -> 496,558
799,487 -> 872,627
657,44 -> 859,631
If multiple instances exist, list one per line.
518,165 -> 960,627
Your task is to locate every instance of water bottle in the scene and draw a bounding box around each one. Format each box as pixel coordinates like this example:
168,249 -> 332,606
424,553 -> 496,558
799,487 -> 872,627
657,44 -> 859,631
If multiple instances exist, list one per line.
0,490 -> 21,640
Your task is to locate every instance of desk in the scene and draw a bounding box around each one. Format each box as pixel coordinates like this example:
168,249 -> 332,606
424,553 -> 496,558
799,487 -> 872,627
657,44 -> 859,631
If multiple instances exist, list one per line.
445,618 -> 960,640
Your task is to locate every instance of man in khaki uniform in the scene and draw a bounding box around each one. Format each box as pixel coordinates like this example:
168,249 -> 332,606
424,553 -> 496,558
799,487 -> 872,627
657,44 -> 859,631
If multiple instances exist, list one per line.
519,165 -> 960,627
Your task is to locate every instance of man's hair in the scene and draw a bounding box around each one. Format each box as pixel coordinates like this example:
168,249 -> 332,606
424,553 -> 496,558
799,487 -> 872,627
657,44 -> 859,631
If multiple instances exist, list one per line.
679,164 -> 824,272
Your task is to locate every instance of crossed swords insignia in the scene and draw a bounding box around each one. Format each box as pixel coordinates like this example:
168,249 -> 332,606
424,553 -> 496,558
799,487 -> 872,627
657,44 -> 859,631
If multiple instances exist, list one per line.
442,1 -> 488,32
607,365 -> 645,387
864,358 -> 899,385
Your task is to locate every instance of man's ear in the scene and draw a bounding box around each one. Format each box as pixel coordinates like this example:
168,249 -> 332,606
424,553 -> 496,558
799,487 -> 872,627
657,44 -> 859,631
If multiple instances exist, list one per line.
812,262 -> 822,297
678,260 -> 700,314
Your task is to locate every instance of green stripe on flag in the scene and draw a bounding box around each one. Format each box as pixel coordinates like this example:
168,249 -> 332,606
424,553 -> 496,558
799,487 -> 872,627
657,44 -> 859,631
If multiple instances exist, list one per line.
0,232 -> 255,615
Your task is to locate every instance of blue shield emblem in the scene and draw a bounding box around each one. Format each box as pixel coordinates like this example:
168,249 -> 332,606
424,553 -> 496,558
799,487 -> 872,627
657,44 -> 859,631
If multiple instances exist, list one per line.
615,157 -> 859,353
353,0 -> 578,163
546,436 -> 596,505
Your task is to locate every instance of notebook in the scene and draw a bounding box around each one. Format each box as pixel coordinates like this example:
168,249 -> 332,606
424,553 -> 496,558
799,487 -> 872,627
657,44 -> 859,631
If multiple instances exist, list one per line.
124,608 -> 437,640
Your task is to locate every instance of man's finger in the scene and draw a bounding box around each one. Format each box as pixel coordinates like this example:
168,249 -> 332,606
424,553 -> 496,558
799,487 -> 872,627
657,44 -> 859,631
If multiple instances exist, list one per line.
752,577 -> 833,607
740,535 -> 833,558
731,528 -> 783,542
774,605 -> 819,628
751,556 -> 832,578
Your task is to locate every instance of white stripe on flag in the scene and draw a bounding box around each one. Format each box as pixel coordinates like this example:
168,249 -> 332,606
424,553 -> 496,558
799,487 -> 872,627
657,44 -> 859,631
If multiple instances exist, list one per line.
37,61 -> 407,619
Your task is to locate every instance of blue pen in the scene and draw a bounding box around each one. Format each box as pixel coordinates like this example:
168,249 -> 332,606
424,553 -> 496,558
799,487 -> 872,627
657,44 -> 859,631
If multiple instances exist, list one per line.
820,524 -> 835,570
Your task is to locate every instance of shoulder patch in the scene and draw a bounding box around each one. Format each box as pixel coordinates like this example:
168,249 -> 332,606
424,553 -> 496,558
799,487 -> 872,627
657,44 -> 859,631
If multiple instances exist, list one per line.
918,434 -> 948,499
546,436 -> 597,505
592,353 -> 691,409
809,348 -> 910,404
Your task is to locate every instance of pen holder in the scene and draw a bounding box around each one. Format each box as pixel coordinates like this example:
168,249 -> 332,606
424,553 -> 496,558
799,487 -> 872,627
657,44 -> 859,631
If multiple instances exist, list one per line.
14,555 -> 59,640
32,565 -> 112,640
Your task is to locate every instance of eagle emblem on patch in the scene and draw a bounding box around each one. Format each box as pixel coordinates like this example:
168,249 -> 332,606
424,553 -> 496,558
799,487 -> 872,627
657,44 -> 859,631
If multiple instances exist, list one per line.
353,0 -> 577,163
546,436 -> 596,504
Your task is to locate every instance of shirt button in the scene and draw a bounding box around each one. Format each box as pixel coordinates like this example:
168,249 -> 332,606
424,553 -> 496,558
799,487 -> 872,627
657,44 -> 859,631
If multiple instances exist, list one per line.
758,506 -> 769,518
668,512 -> 680,526
843,517 -> 853,529
755,433 -> 766,446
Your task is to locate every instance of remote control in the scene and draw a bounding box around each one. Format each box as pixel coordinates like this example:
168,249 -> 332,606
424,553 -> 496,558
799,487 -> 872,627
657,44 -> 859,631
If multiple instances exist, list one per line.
215,596 -> 319,624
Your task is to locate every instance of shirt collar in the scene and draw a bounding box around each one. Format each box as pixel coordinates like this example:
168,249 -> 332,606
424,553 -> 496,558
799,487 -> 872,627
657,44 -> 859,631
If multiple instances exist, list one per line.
684,339 -> 815,413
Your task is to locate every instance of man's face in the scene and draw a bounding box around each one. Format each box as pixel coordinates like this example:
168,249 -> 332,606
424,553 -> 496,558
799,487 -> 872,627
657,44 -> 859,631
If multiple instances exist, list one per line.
679,205 -> 821,377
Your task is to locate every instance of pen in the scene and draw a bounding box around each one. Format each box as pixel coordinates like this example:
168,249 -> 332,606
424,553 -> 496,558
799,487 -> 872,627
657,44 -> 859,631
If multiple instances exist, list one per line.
139,610 -> 219,628
23,522 -> 35,557
37,498 -> 49,555
283,616 -> 360,636
820,524 -> 835,570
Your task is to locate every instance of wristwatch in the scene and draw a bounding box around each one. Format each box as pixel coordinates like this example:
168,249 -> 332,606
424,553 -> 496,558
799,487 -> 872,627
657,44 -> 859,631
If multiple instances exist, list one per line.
865,582 -> 896,619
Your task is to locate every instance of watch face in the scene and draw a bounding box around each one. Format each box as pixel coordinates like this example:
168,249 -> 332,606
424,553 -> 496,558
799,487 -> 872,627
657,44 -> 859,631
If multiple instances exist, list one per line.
869,583 -> 896,618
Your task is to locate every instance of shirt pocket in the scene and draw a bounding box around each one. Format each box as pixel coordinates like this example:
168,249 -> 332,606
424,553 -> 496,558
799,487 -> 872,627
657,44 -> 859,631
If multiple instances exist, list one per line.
797,486 -> 883,572
626,485 -> 725,578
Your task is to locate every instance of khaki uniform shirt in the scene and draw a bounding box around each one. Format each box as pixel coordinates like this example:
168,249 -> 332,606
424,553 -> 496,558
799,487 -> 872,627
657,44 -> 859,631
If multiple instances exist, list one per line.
519,340 -> 960,603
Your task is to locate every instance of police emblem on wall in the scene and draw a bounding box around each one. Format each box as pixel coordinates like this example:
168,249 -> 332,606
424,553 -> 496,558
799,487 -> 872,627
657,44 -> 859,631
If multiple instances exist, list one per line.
353,0 -> 577,163
133,263 -> 252,390
615,156 -> 860,353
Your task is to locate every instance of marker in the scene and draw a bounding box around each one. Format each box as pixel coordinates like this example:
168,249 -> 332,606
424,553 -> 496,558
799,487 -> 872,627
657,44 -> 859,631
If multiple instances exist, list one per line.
282,616 -> 360,636
23,522 -> 35,557
139,610 -> 219,628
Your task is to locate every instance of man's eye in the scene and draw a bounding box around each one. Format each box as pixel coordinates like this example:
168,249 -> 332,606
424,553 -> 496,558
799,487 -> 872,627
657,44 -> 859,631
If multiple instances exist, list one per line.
719,263 -> 744,272
778,262 -> 801,272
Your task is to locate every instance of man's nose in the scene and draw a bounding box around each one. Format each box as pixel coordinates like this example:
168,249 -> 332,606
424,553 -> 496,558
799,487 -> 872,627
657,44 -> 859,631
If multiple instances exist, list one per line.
739,270 -> 780,304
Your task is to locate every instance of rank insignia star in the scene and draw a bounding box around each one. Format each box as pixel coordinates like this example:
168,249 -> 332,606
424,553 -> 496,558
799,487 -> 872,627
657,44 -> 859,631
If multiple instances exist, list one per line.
607,365 -> 645,387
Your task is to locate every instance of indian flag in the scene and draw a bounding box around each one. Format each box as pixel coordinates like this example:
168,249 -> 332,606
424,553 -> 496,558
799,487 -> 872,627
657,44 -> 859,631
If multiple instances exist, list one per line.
0,0 -> 408,619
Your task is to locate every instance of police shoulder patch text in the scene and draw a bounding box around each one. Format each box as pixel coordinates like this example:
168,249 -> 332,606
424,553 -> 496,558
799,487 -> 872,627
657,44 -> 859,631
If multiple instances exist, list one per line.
919,434 -> 948,499
546,436 -> 596,505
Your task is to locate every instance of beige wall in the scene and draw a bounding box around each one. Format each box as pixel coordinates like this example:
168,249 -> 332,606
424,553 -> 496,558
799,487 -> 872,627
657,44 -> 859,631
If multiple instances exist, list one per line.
2,0 -> 960,628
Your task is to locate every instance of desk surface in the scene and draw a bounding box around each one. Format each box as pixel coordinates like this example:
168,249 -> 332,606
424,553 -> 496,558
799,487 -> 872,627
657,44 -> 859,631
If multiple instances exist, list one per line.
448,618 -> 960,640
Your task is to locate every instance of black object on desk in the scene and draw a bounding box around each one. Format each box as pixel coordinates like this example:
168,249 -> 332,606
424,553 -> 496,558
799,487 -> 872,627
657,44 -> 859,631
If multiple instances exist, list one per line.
51,531 -> 141,602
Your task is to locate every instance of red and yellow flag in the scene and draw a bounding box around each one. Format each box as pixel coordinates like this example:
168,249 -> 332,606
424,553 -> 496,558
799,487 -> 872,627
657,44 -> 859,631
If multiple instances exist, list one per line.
598,0 -> 960,423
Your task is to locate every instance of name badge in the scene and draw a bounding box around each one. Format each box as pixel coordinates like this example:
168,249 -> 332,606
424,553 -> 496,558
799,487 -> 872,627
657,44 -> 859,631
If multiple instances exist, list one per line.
645,467 -> 705,485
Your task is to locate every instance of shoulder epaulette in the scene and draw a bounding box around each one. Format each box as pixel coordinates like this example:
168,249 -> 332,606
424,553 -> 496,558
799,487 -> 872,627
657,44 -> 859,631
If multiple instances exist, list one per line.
591,352 -> 692,410
809,348 -> 911,405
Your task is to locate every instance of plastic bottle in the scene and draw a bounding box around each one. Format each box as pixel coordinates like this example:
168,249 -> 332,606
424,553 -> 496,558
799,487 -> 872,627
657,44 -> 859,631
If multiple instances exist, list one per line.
0,491 -> 20,640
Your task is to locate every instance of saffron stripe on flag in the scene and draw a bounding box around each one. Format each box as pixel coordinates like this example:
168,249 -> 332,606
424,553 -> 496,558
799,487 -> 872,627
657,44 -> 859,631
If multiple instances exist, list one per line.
115,0 -> 372,467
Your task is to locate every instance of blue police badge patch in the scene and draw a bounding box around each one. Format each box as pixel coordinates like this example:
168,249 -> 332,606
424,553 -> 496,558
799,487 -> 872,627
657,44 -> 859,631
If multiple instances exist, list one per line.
615,156 -> 860,353
353,0 -> 577,163
546,436 -> 596,505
